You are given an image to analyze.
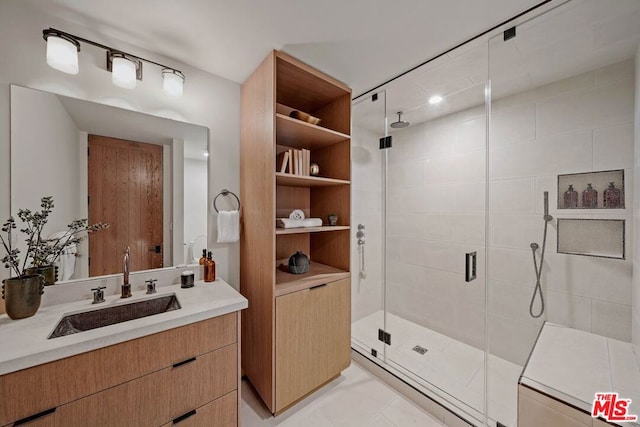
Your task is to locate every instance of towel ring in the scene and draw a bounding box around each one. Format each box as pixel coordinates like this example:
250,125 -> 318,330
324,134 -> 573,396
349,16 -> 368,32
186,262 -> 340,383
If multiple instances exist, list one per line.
213,189 -> 240,213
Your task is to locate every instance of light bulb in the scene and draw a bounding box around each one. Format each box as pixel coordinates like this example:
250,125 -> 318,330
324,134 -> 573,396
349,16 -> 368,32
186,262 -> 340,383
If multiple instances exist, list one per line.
163,69 -> 185,97
111,56 -> 137,89
428,95 -> 443,104
46,35 -> 79,74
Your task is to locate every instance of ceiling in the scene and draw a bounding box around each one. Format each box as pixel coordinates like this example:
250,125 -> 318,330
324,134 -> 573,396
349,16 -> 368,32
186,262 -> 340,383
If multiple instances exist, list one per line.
21,0 -> 545,97
354,0 -> 640,133
56,89 -> 209,159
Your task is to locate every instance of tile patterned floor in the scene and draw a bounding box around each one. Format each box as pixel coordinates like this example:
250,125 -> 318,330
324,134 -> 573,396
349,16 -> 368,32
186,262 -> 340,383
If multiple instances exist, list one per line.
352,311 -> 522,427
241,362 -> 445,427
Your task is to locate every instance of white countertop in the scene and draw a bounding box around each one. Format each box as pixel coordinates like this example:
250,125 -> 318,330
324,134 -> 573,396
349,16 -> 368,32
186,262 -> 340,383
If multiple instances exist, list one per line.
0,279 -> 247,376
520,322 -> 640,426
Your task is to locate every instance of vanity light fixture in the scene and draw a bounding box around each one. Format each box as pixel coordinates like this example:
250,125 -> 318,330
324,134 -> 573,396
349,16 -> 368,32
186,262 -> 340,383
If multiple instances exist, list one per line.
107,52 -> 141,89
42,28 -> 185,96
428,95 -> 443,105
162,69 -> 186,97
43,30 -> 80,75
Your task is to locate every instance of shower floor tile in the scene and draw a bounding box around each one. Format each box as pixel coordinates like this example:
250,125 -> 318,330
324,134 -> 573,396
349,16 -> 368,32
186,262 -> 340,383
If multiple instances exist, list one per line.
352,311 -> 522,427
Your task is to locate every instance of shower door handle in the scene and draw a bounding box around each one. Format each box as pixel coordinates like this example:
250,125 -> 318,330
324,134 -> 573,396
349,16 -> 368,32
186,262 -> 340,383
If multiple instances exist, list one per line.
465,252 -> 477,282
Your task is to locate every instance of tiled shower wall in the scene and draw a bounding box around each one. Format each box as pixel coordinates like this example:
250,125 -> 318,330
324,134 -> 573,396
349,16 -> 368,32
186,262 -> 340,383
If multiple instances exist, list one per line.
368,59 -> 635,365
385,85 -> 488,351
488,59 -> 634,365
351,124 -> 383,323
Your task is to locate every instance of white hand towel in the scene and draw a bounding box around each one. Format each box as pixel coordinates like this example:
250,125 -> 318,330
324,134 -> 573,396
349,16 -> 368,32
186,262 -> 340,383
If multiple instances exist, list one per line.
276,218 -> 323,229
289,209 -> 305,220
217,210 -> 240,243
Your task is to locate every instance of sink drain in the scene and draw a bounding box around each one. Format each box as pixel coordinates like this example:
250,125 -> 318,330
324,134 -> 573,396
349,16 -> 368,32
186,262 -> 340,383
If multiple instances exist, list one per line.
412,345 -> 428,355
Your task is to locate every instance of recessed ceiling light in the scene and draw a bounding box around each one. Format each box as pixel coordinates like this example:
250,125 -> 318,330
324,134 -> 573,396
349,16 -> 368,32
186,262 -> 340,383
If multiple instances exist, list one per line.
428,95 -> 443,104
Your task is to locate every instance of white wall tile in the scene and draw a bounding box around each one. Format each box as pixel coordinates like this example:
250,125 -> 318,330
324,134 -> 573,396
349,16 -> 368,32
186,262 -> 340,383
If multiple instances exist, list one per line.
455,117 -> 486,154
595,59 -> 635,87
489,130 -> 593,180
490,103 -> 536,147
591,300 -> 632,341
489,178 -> 536,213
454,182 -> 486,213
488,313 -> 541,366
593,122 -> 634,171
536,77 -> 634,138
388,159 -> 424,189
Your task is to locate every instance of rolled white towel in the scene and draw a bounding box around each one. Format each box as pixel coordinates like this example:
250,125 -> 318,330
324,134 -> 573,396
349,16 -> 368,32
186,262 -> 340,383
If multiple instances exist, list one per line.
276,218 -> 323,229
289,209 -> 305,220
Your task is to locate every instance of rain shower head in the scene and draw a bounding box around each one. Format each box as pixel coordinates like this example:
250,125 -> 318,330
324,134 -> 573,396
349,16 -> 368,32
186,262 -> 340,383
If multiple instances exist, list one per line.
390,112 -> 410,129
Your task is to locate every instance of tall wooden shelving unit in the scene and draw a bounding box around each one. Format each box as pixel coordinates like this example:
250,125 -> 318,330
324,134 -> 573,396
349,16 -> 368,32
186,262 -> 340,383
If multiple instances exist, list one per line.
240,50 -> 352,414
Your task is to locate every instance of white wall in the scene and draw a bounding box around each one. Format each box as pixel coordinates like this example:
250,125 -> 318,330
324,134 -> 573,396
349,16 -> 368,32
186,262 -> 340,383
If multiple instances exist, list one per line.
351,122 -> 384,322
11,86 -> 81,235
0,1 -> 240,300
489,59 -> 635,365
633,43 -> 640,347
184,158 -> 208,262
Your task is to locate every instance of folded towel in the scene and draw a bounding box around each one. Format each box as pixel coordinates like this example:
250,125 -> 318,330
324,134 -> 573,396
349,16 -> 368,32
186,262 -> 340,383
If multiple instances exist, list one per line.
217,210 -> 240,243
289,209 -> 305,220
276,218 -> 323,229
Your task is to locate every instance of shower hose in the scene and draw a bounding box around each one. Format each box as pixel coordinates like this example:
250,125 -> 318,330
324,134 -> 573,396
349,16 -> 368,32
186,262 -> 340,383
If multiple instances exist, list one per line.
529,220 -> 548,318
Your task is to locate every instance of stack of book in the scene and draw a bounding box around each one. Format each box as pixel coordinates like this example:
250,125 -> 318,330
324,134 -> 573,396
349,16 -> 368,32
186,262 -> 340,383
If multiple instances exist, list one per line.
277,148 -> 311,176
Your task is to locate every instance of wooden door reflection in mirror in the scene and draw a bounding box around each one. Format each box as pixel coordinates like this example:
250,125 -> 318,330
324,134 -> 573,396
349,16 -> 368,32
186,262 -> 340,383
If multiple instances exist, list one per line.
88,135 -> 163,276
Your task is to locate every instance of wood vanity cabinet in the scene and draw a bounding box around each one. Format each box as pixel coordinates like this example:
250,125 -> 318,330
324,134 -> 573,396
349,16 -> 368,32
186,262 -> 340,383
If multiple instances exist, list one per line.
0,312 -> 241,427
240,50 -> 352,414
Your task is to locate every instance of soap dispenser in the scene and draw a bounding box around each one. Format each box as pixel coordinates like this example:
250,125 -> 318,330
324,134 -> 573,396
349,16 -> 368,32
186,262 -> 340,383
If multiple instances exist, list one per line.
205,251 -> 216,283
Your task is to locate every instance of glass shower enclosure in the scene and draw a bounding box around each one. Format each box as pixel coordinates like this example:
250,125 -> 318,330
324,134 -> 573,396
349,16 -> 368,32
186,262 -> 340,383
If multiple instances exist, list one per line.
351,0 -> 640,425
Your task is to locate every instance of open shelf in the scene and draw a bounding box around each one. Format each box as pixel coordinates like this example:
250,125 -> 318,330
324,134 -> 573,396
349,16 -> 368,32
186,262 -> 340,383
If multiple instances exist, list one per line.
275,260 -> 350,296
276,114 -> 349,150
275,225 -> 350,235
275,172 -> 350,187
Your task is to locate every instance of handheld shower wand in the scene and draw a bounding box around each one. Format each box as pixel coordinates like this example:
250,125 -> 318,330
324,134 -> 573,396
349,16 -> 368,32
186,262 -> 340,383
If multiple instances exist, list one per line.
529,191 -> 552,318
544,191 -> 553,222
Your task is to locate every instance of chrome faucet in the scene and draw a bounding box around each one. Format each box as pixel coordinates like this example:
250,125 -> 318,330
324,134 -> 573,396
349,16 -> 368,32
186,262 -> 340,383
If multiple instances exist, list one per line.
121,246 -> 132,298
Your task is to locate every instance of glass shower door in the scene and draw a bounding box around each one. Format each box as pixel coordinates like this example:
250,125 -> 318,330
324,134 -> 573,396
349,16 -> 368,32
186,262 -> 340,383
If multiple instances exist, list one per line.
381,55 -> 489,423
351,90 -> 388,363
487,1 -> 640,426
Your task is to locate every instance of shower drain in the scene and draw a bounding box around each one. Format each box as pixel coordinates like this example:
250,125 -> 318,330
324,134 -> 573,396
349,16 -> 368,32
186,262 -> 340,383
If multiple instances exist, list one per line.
412,345 -> 428,355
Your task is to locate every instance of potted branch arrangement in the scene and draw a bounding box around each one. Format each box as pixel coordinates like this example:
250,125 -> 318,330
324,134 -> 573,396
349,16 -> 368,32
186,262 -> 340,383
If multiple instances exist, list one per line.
1,196 -> 109,320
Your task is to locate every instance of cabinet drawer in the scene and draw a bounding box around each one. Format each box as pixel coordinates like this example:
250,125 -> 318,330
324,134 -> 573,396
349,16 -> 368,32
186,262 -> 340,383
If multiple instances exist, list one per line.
162,391 -> 237,427
5,344 -> 237,427
275,278 -> 350,412
0,313 -> 236,426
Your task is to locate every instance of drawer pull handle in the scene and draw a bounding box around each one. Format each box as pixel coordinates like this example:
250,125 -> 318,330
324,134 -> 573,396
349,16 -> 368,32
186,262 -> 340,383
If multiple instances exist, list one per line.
172,356 -> 196,368
309,283 -> 327,290
14,407 -> 56,425
173,409 -> 197,424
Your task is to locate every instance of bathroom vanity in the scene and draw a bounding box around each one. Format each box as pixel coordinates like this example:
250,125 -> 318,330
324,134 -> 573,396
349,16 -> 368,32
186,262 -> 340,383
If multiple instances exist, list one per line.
0,280 -> 247,426
519,323 -> 640,427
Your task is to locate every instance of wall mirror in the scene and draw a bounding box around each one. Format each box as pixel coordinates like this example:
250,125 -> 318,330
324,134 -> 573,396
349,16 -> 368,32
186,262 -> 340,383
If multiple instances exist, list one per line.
10,85 -> 209,283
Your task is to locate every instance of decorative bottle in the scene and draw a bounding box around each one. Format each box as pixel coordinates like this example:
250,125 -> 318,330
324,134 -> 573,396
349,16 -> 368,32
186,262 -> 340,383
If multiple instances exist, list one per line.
199,249 -> 207,279
582,183 -> 598,208
604,182 -> 621,208
563,184 -> 578,208
205,251 -> 216,283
